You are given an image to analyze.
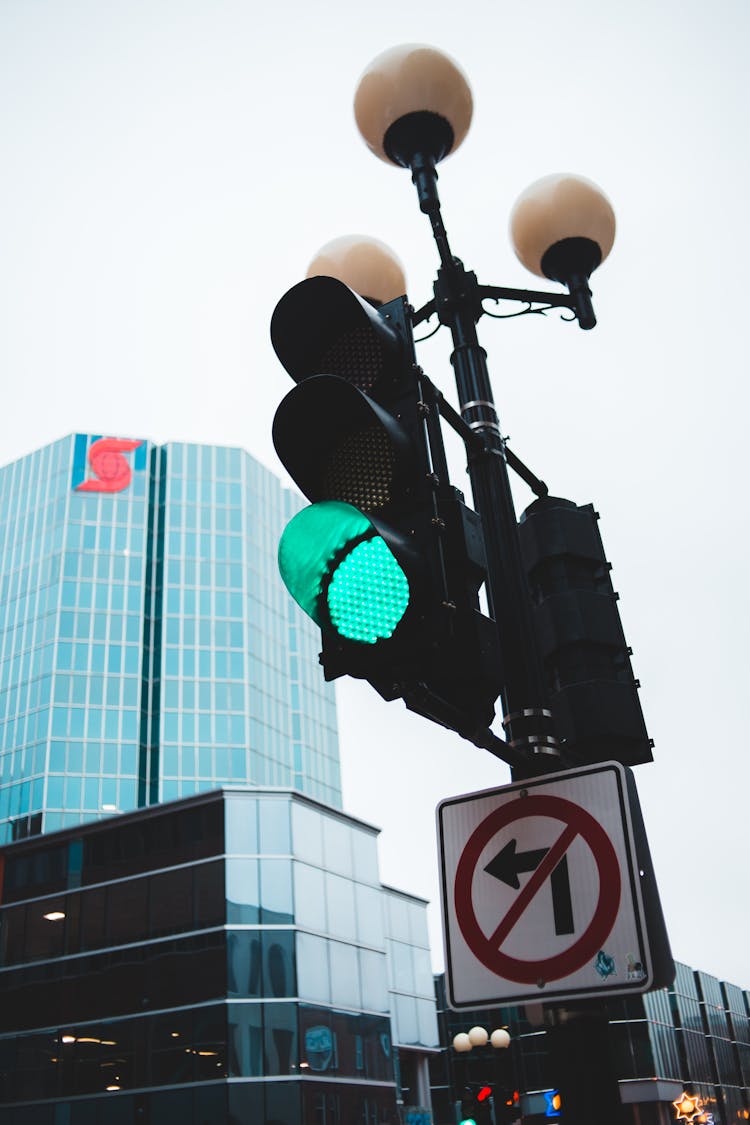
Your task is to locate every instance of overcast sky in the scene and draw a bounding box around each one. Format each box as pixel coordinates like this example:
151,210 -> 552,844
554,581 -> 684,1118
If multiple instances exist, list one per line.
2,0 -> 748,991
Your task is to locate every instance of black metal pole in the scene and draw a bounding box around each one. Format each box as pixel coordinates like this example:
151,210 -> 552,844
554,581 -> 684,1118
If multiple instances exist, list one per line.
409,154 -> 558,770
407,150 -> 625,1125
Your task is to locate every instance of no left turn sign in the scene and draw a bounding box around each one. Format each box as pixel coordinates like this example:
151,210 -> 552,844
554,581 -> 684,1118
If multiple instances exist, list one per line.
438,761 -> 656,1008
455,793 -> 622,984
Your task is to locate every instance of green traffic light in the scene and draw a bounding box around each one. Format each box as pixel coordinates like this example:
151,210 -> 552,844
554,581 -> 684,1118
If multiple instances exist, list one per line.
459,1118 -> 478,1125
278,500 -> 410,643
328,534 -> 409,643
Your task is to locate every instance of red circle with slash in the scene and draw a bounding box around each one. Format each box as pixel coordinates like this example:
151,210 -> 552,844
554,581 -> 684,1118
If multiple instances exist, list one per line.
454,794 -> 621,984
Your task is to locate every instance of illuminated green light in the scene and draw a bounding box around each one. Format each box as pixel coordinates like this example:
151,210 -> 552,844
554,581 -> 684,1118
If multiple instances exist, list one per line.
327,535 -> 409,643
278,500 -> 409,644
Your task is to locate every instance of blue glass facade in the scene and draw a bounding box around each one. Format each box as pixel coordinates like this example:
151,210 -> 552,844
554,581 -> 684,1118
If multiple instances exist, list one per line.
0,435 -> 341,844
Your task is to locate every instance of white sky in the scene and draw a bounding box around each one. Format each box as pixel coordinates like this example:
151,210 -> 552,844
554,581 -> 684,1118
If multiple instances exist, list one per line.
2,0 -> 748,990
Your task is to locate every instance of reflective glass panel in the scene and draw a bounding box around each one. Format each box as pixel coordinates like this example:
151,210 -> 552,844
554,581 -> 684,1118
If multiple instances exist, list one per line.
293,862 -> 326,933
297,932 -> 330,1005
259,858 -> 293,925
329,939 -> 360,1009
226,858 -> 260,925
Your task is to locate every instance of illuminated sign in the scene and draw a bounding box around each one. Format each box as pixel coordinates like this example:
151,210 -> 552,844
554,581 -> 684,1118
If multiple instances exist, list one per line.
545,1091 -> 562,1118
73,436 -> 144,493
674,1094 -> 703,1123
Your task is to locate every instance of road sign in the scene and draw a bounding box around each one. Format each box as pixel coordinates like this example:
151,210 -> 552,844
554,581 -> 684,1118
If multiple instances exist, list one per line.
437,760 -> 672,1007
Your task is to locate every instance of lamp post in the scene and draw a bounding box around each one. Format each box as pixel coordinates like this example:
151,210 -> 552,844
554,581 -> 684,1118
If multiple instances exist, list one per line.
305,42 -> 624,1125
330,43 -> 616,774
453,1026 -> 514,1124
265,29 -> 639,1125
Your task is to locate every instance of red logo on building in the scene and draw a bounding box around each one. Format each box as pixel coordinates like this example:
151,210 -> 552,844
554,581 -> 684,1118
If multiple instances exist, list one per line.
75,438 -> 143,493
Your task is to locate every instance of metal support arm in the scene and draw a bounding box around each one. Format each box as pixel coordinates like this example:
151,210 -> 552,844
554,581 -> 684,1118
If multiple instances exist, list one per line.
412,282 -> 577,328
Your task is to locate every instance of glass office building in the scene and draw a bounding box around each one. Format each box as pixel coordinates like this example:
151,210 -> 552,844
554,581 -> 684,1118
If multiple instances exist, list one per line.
0,434 -> 341,844
0,788 -> 439,1123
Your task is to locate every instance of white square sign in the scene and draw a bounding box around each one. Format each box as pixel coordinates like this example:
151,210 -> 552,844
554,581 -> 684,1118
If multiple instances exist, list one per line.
437,761 -> 653,1008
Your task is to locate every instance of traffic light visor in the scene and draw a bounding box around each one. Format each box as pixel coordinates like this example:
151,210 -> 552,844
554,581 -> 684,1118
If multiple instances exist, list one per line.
272,375 -> 413,512
270,275 -> 402,398
278,501 -> 410,644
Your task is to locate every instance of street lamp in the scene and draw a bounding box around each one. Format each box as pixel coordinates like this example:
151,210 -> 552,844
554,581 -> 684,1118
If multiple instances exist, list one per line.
272,42 -> 627,772
350,43 -> 615,772
452,1025 -> 510,1052
306,235 -> 407,306
451,1026 -> 514,1124
268,54 -> 636,1121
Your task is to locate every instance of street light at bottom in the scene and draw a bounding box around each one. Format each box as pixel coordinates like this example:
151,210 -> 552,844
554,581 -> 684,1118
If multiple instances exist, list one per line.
453,1026 -> 513,1125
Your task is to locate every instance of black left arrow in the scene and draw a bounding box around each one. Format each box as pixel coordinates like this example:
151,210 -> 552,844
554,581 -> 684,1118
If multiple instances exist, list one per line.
485,838 -> 575,936
484,838 -> 549,890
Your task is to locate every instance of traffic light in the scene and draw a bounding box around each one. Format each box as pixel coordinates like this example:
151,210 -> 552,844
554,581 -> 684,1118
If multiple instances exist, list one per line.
518,495 -> 653,766
458,1086 -> 486,1125
459,1084 -> 493,1125
271,275 -> 501,734
496,1088 -> 521,1123
459,1085 -> 477,1125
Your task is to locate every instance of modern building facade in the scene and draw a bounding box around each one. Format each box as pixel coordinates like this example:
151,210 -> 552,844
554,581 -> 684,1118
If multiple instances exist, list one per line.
0,434 -> 440,1123
430,965 -> 750,1125
0,434 -> 341,844
0,788 -> 439,1123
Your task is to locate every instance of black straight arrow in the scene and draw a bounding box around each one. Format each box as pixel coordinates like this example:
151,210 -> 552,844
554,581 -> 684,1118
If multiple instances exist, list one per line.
549,854 -> 574,936
485,838 -> 575,936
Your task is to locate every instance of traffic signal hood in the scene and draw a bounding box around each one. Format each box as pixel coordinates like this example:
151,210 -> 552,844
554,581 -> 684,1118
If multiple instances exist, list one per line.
271,276 -> 502,734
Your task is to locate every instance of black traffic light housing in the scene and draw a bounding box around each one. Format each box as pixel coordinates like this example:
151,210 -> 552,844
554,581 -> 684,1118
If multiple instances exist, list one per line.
495,1088 -> 521,1124
459,1083 -> 493,1125
518,494 -> 653,766
271,276 -> 502,736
